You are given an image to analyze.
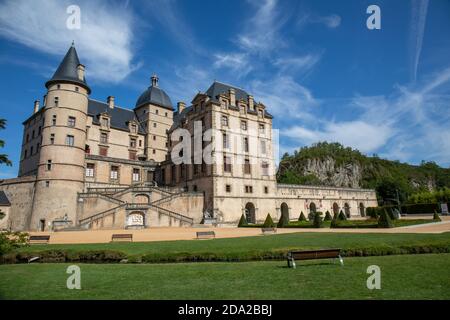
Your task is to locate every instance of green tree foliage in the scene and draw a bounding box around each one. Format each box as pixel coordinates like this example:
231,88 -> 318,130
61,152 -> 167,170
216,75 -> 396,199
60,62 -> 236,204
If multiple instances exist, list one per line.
313,211 -> 324,228
324,210 -> 332,221
298,211 -> 306,221
0,231 -> 28,256
238,214 -> 248,227
0,119 -> 12,166
407,188 -> 450,204
263,214 -> 276,228
276,142 -> 450,204
377,210 -> 394,228
338,210 -> 347,221
433,211 -> 441,222
277,213 -> 288,228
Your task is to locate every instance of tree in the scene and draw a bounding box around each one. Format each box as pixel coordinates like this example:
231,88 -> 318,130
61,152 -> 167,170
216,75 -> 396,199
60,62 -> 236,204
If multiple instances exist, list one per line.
324,210 -> 332,221
0,231 -> 28,256
338,210 -> 347,221
0,119 -> 12,166
313,211 -> 323,228
298,211 -> 306,221
238,214 -> 248,227
263,214 -> 276,228
277,213 -> 288,228
377,209 -> 393,228
433,211 -> 441,222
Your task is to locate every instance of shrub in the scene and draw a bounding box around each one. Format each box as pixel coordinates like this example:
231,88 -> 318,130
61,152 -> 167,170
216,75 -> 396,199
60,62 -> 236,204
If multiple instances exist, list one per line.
298,211 -> 307,221
263,214 -> 276,228
313,212 -> 324,228
377,210 -> 394,228
0,231 -> 28,256
401,203 -> 440,214
238,214 -> 248,227
433,211 -> 441,222
338,210 -> 347,221
276,213 -> 288,228
324,210 -> 332,221
330,217 -> 338,228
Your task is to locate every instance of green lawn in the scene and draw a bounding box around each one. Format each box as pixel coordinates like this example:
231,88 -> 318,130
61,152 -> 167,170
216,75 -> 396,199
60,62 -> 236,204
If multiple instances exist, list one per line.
1,254 -> 449,299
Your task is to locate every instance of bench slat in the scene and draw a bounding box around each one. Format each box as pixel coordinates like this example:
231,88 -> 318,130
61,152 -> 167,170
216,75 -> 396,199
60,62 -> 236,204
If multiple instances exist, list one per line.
287,249 -> 343,268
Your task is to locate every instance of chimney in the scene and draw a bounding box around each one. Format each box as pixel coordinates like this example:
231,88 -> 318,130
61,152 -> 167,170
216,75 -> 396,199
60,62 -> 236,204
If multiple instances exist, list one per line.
77,64 -> 85,81
248,95 -> 254,110
33,100 -> 40,114
177,101 -> 186,113
228,88 -> 236,106
107,96 -> 115,109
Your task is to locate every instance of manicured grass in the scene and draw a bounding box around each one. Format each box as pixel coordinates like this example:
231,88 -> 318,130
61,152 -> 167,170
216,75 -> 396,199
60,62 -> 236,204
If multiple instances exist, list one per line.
15,231 -> 450,257
1,254 -> 449,299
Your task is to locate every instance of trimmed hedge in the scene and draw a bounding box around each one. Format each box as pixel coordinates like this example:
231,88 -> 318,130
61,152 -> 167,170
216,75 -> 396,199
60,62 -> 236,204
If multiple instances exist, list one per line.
263,214 -> 276,228
298,211 -> 307,221
324,211 -> 332,221
313,211 -> 324,228
378,210 -> 394,228
367,203 -> 441,217
338,210 -> 347,221
238,214 -> 248,227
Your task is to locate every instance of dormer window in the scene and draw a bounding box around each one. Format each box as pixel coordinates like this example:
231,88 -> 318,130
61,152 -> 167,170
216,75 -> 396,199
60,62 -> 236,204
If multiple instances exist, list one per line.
101,118 -> 109,127
221,115 -> 229,127
258,109 -> 264,117
130,124 -> 137,133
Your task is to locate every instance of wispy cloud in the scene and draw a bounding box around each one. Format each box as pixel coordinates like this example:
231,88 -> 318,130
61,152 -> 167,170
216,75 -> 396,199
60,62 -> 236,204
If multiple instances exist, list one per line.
297,12 -> 341,29
0,0 -> 139,83
213,53 -> 252,75
409,0 -> 429,81
274,53 -> 322,74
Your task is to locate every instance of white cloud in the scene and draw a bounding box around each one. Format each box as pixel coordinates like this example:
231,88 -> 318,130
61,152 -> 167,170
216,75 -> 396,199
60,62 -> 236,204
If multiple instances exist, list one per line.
409,0 -> 429,81
213,53 -> 252,75
0,0 -> 138,83
274,53 -> 321,73
297,12 -> 341,29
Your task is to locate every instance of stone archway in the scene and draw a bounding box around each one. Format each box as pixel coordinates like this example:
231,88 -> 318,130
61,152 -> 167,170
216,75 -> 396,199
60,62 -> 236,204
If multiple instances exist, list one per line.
245,202 -> 256,224
359,203 -> 365,217
280,202 -> 289,222
332,202 -> 339,215
344,203 -> 351,218
127,211 -> 145,228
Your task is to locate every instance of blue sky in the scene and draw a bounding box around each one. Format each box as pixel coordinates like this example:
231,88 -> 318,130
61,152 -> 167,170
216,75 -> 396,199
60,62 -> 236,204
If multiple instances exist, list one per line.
0,0 -> 450,178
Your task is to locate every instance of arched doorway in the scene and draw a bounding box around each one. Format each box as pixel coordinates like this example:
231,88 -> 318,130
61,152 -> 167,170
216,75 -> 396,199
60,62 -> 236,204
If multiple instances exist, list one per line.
359,203 -> 365,217
245,202 -> 256,224
344,203 -> 351,218
332,202 -> 339,215
135,194 -> 150,204
127,211 -> 145,228
280,202 -> 289,222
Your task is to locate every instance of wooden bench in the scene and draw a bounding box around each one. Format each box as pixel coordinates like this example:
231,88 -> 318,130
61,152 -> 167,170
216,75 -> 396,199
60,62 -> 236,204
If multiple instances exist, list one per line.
196,231 -> 215,239
111,234 -> 133,242
261,227 -> 277,235
29,235 -> 50,245
287,249 -> 343,268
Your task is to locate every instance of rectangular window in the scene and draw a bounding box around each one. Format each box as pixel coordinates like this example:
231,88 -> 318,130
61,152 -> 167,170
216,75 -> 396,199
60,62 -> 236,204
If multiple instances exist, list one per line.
259,123 -> 265,135
26,133 -> 29,143
110,166 -> 119,180
101,118 -> 109,127
264,186 -> 269,194
68,116 -> 76,127
86,163 -> 95,177
30,146 -> 33,155
54,97 -> 59,106
24,149 -> 28,159
222,133 -> 229,149
221,115 -> 228,127
32,130 -> 35,139
130,138 -> 137,148
132,168 -> 140,182
99,146 -> 108,157
129,151 -> 137,160
131,124 -> 137,133
100,132 -> 108,144
224,156 -> 232,173
262,162 -> 269,176
225,184 -> 231,193
52,115 -> 57,126
260,140 -> 266,154
66,135 -> 74,146
258,109 -> 263,117
245,185 -> 253,193
241,121 -> 247,131
243,137 -> 249,152
244,158 -> 251,174
50,134 -> 55,144
139,140 -> 142,147
45,181 -> 50,188
47,160 -> 52,171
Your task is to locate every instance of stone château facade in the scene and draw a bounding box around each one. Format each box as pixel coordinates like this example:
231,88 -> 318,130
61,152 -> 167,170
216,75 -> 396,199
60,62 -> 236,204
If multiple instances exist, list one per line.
0,45 -> 377,231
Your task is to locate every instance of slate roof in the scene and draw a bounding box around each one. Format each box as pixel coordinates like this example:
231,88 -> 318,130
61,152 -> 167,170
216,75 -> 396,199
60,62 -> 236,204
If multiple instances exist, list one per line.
88,99 -> 145,134
205,81 -> 249,104
135,76 -> 173,110
0,191 -> 11,206
45,44 -> 91,94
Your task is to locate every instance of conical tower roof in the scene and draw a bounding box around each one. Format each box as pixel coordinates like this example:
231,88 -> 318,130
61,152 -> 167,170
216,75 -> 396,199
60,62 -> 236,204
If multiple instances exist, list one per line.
45,43 -> 90,93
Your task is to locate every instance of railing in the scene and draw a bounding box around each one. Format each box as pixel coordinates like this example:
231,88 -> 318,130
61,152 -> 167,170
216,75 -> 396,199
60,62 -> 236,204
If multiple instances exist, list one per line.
79,203 -> 126,225
152,204 -> 194,225
78,193 -> 125,205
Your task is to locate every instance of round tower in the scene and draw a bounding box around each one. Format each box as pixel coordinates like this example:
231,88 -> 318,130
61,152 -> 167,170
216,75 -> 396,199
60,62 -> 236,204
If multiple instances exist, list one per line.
29,44 -> 90,231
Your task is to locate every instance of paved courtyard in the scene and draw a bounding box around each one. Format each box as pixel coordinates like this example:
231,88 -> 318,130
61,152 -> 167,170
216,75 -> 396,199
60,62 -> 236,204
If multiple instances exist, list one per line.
26,216 -> 450,244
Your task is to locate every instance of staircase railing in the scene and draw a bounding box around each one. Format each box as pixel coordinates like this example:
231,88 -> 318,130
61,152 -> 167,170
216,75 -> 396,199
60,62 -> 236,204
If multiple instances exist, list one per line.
151,204 -> 194,225
79,203 -> 126,226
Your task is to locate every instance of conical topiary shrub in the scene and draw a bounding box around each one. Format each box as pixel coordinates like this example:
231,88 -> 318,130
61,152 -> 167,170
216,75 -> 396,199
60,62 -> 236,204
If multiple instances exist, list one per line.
238,214 -> 248,227
377,209 -> 393,228
330,216 -> 339,228
324,210 -> 332,221
313,211 -> 323,228
338,210 -> 347,221
298,211 -> 306,221
263,214 -> 276,228
277,213 -> 289,228
433,211 -> 441,222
